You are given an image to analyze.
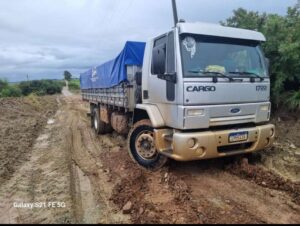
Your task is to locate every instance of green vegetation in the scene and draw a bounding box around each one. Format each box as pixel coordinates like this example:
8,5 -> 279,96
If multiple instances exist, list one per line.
0,79 -> 64,98
0,79 -> 22,98
0,79 -> 8,90
68,79 -> 80,91
64,71 -> 72,81
222,1 -> 300,111
286,90 -> 300,110
0,86 -> 22,98
19,80 -> 64,96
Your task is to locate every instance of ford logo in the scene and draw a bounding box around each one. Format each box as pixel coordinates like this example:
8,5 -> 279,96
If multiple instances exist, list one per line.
231,108 -> 241,114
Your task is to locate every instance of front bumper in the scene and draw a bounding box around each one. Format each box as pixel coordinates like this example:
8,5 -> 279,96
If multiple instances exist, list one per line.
154,124 -> 275,161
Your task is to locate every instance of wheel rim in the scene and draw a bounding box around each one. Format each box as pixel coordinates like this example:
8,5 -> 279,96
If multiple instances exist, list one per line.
94,116 -> 98,130
135,131 -> 157,160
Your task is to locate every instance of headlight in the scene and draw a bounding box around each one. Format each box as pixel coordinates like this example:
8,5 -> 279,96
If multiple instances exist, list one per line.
187,109 -> 205,116
260,105 -> 270,112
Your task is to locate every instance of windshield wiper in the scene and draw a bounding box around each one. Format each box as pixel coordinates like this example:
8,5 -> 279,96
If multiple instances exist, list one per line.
202,71 -> 234,82
229,71 -> 265,82
188,70 -> 234,82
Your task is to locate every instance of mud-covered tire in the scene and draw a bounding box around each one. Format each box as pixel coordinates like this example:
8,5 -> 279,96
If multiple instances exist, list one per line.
90,105 -> 95,129
91,114 -> 94,129
128,120 -> 168,171
93,108 -> 106,135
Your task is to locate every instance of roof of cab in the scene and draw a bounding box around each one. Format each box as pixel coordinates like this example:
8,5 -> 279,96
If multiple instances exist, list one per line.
177,22 -> 266,42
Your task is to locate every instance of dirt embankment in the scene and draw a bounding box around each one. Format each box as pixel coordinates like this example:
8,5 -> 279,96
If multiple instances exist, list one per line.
0,95 -> 59,183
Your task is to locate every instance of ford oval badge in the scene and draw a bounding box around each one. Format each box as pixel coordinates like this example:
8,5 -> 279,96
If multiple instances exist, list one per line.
231,108 -> 241,114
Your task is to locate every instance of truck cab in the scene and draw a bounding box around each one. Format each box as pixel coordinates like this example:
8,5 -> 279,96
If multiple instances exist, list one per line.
131,22 -> 275,169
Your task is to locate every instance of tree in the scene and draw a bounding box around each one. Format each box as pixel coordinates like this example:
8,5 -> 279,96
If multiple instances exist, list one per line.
220,8 -> 267,31
64,71 -> 72,81
221,2 -> 300,111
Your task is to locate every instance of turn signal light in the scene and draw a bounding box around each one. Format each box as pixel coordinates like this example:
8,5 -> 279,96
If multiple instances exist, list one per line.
187,109 -> 204,116
260,105 -> 270,112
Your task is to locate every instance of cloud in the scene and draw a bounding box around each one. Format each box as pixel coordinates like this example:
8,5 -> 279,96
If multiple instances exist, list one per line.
0,0 -> 297,82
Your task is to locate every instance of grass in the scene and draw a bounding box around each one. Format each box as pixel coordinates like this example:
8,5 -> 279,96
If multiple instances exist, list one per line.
68,79 -> 80,91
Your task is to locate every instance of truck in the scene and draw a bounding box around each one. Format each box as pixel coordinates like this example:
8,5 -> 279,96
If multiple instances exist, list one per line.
80,21 -> 275,170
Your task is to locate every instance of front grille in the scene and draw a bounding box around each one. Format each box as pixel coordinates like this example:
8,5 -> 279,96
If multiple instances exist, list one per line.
218,142 -> 253,153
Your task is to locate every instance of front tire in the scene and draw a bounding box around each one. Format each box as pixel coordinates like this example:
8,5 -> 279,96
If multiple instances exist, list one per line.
128,120 -> 168,171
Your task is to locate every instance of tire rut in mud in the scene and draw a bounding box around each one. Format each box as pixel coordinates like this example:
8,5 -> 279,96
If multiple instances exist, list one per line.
64,97 -> 130,224
225,157 -> 300,205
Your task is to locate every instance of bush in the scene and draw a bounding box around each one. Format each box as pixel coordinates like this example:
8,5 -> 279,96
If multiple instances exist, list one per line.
68,80 -> 80,91
286,90 -> 300,111
0,79 -> 8,91
19,80 -> 64,96
0,85 -> 22,98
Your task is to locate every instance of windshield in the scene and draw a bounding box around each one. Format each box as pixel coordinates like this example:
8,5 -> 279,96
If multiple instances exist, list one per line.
180,35 -> 268,78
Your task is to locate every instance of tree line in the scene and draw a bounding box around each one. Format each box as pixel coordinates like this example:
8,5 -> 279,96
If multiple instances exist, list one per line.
0,79 -> 64,98
0,71 -> 79,98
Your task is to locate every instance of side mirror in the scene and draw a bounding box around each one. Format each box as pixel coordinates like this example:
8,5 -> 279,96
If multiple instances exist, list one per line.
135,72 -> 142,86
152,43 -> 166,75
158,73 -> 177,83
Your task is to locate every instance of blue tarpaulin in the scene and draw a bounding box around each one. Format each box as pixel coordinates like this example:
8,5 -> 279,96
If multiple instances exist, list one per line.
79,68 -> 92,90
80,41 -> 146,89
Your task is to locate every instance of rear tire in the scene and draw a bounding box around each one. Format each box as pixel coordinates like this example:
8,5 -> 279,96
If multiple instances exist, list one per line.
93,108 -> 107,135
90,105 -> 95,128
128,120 -> 168,171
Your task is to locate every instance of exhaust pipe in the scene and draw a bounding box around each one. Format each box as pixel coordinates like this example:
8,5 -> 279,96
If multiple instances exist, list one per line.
172,0 -> 179,26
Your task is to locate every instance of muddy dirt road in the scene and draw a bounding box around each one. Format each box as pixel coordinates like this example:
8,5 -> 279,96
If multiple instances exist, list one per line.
0,91 -> 299,224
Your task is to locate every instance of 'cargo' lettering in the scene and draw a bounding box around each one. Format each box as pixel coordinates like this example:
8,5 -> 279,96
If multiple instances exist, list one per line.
187,86 -> 216,92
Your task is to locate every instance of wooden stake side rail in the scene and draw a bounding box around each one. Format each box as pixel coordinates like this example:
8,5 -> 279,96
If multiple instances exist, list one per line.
81,83 -> 133,109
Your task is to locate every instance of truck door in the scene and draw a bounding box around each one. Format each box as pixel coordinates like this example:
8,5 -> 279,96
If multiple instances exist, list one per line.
148,31 -> 177,104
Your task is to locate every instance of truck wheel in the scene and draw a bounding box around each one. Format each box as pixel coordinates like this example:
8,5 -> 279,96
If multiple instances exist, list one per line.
90,105 -> 95,128
93,108 -> 106,135
128,120 -> 168,171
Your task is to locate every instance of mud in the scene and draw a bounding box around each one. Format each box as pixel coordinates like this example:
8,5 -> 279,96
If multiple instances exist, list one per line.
0,95 -> 59,183
0,90 -> 299,224
256,118 -> 300,183
106,151 -> 300,224
226,158 -> 300,205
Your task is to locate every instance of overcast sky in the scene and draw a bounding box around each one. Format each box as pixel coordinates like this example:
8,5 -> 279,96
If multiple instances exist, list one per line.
0,0 -> 297,82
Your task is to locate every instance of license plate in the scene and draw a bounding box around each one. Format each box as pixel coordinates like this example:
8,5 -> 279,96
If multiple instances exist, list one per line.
229,132 -> 249,143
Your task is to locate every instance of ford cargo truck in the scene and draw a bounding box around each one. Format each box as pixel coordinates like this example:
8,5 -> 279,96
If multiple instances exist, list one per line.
80,22 -> 275,170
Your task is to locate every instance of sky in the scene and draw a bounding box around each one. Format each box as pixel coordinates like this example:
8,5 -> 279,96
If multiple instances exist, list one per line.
0,0 -> 297,82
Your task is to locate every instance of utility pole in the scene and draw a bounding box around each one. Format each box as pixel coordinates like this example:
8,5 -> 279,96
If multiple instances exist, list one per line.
172,0 -> 179,26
